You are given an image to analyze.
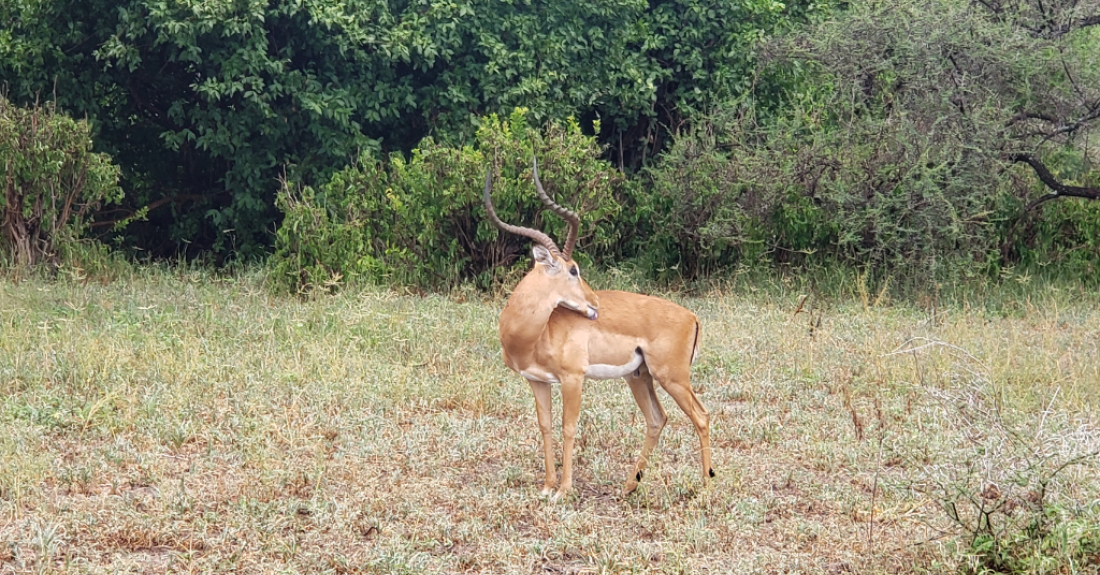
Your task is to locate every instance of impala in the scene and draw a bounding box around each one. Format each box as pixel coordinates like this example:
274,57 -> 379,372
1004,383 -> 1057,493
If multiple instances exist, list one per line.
484,159 -> 713,499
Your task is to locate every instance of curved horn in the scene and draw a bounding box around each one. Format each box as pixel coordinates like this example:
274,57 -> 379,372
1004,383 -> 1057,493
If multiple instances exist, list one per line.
483,168 -> 562,258
532,157 -> 582,260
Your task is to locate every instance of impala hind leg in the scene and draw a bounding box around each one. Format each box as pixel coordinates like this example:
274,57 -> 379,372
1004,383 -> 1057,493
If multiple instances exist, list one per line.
624,367 -> 667,495
526,378 -> 557,495
656,372 -> 714,483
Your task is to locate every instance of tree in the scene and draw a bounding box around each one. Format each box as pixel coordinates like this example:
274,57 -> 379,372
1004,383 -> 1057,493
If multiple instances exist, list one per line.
639,0 -> 1100,279
787,0 -> 1100,269
1,0 -> 821,259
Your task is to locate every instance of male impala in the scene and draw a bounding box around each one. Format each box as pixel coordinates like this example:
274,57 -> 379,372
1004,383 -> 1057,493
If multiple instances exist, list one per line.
484,159 -> 713,499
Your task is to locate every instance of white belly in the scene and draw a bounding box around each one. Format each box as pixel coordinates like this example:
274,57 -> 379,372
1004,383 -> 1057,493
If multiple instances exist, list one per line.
520,349 -> 645,383
520,369 -> 560,383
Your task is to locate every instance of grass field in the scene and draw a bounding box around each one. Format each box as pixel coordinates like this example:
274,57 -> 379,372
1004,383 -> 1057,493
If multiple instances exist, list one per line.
2,268 -> 1099,574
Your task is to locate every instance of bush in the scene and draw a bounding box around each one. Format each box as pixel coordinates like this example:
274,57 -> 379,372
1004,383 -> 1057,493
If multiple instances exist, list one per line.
897,378 -> 1100,574
636,0 -> 1100,285
635,117 -> 841,280
637,107 -> 1000,283
0,97 -> 122,268
999,188 -> 1100,282
271,109 -> 627,293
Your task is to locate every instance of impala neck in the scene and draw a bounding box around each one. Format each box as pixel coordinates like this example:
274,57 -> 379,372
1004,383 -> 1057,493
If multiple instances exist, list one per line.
499,274 -> 560,363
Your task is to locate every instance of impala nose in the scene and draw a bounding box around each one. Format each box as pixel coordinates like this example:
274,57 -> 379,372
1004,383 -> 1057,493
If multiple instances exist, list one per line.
586,306 -> 598,320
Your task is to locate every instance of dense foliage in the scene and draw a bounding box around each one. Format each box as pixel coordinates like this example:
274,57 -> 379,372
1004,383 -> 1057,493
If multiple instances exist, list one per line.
633,0 -> 1100,281
0,97 -> 122,267
272,109 -> 628,293
0,0 -> 816,258
2,0 -> 1097,287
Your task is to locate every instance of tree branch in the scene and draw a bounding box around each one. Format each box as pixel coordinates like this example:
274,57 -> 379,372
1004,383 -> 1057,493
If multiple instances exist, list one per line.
1049,13 -> 1100,37
1007,101 -> 1100,143
1005,111 -> 1059,127
1026,13 -> 1100,38
88,193 -> 210,229
1009,152 -> 1100,212
974,0 -> 1005,18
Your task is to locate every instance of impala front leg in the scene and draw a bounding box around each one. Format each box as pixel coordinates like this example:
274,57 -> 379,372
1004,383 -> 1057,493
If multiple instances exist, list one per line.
557,374 -> 585,499
527,378 -> 557,495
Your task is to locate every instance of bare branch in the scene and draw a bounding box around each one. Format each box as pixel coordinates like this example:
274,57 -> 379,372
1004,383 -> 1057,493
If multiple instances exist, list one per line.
1009,152 -> 1100,212
1007,101 -> 1100,143
88,193 -> 210,228
1045,13 -> 1100,37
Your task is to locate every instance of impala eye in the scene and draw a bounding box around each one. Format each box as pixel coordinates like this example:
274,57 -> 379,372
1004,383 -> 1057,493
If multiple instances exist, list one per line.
570,266 -> 579,277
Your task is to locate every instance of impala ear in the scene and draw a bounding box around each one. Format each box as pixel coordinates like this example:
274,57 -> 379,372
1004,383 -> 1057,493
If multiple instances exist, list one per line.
532,245 -> 558,270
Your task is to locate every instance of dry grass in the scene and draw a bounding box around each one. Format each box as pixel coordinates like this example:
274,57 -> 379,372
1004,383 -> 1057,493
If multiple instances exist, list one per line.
1,268 -> 1098,574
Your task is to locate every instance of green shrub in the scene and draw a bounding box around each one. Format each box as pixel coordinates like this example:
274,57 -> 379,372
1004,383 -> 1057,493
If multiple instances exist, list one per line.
629,124 -> 767,280
635,0 -> 1100,286
636,106 -> 999,283
0,97 -> 122,269
271,109 -> 626,293
1000,196 -> 1100,282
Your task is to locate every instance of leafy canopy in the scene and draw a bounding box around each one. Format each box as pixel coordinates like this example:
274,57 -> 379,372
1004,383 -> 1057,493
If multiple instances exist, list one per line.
0,0 -> 821,258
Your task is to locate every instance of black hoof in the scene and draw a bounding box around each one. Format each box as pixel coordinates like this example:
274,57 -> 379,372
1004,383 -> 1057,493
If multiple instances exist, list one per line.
636,470 -> 643,482
708,468 -> 716,478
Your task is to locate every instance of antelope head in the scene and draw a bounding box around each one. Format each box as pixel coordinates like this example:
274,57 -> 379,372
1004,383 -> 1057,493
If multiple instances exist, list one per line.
483,158 -> 599,320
